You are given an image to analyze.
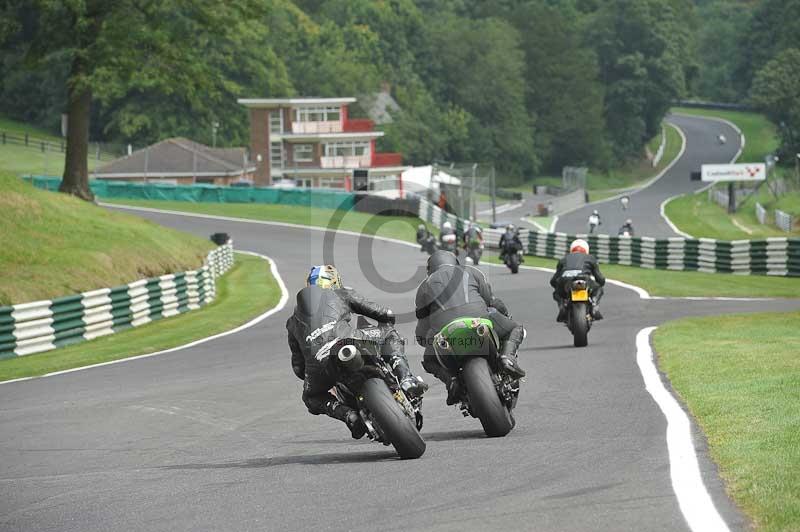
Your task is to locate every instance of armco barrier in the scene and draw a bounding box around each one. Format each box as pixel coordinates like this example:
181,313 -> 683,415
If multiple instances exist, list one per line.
417,197 -> 800,277
24,176 -> 355,210
0,243 -> 234,360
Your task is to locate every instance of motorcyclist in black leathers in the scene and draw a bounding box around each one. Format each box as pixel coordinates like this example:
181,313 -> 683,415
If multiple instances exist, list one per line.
287,265 -> 428,439
416,224 -> 428,245
618,219 -> 635,236
415,251 -> 526,405
498,224 -> 523,263
550,239 -> 606,322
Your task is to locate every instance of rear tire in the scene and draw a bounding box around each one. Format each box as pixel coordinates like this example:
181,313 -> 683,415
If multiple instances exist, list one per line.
361,378 -> 426,459
571,302 -> 589,347
508,255 -> 519,274
462,357 -> 513,437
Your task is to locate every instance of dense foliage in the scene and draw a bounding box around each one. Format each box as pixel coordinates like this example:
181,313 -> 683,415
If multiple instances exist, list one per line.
5,0 -> 790,184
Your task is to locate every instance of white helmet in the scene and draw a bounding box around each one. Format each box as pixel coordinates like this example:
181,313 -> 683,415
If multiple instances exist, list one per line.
592,210 -> 599,216
570,239 -> 589,254
442,221 -> 452,230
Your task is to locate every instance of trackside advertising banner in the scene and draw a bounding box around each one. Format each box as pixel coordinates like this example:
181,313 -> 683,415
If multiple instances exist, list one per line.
701,163 -> 766,182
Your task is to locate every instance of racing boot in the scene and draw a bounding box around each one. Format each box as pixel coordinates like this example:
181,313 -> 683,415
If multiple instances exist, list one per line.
422,356 -> 460,405
591,297 -> 604,320
498,326 -> 526,379
391,357 -> 429,398
326,400 -> 366,439
556,302 -> 568,323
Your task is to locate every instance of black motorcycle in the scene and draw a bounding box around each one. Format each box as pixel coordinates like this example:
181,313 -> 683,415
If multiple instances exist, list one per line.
432,317 -> 520,437
418,234 -> 439,255
465,239 -> 483,265
561,272 -> 594,347
501,240 -> 522,274
316,317 -> 426,459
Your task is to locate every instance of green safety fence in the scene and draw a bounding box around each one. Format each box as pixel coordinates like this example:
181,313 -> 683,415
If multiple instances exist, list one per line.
24,176 -> 355,210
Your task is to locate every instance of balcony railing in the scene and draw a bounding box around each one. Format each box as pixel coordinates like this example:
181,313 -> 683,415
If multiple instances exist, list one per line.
372,152 -> 403,167
343,118 -> 375,132
290,121 -> 342,134
320,155 -> 371,169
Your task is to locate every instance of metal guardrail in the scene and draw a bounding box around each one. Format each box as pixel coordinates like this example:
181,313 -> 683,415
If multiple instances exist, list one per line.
775,209 -> 794,232
755,202 -> 767,225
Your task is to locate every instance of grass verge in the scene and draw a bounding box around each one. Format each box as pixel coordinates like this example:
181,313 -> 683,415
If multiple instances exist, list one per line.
0,174 -> 213,305
0,252 -> 280,381
102,198 -> 433,244
654,312 -> 800,531
481,253 -> 800,298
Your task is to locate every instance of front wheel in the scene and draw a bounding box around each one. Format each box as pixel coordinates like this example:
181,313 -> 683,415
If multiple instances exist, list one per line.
571,302 -> 589,347
462,357 -> 513,437
361,378 -> 426,459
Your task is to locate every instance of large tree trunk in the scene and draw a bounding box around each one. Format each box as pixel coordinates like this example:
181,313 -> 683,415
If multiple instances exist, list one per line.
59,58 -> 94,202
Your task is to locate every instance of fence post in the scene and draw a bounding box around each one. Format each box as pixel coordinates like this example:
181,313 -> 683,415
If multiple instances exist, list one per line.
24,133 -> 28,146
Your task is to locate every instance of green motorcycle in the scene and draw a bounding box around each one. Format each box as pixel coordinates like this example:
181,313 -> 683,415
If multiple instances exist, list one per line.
433,317 -> 520,437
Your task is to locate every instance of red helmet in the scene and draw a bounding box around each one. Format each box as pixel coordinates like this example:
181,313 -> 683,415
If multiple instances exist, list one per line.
570,239 -> 589,254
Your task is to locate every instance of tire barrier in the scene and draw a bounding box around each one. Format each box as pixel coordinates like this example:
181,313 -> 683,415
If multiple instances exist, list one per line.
418,198 -> 800,277
0,243 -> 234,360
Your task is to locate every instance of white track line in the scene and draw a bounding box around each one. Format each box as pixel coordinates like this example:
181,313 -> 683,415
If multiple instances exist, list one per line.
0,251 -> 289,385
660,113 -> 745,238
555,122 -> 687,228
636,327 -> 730,532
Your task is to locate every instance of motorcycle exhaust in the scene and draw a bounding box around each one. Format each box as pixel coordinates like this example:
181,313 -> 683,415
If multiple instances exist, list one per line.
337,344 -> 364,371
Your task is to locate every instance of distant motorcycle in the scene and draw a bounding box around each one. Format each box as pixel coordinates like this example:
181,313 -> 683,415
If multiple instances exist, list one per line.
500,239 -> 522,274
418,234 -> 439,255
316,317 -> 426,459
433,317 -> 520,437
440,232 -> 458,253
588,213 -> 601,234
465,239 -> 483,265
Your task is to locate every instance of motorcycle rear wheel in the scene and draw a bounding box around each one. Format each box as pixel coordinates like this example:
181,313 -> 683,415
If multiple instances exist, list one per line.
462,357 -> 513,437
571,302 -> 589,347
361,378 -> 426,459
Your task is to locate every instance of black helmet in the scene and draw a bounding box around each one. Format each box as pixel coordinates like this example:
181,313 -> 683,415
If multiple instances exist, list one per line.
427,250 -> 458,274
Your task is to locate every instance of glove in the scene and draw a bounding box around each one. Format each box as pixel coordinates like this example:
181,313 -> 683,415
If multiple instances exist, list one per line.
292,365 -> 305,380
345,410 -> 367,440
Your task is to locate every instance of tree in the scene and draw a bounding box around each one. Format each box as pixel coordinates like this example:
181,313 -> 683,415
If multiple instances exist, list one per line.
3,0 -> 261,200
587,0 -> 694,161
514,1 -> 609,171
750,48 -> 800,160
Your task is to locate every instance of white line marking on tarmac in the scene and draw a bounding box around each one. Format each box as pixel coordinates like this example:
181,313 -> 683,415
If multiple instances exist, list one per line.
554,122 -> 687,230
0,251 -> 289,385
478,201 -> 524,216
660,114 -> 745,238
635,327 -> 731,532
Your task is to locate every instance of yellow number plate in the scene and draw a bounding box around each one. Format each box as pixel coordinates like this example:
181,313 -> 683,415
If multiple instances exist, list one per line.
571,289 -> 589,302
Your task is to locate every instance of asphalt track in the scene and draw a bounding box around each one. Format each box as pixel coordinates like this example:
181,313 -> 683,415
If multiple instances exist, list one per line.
3,199 -> 800,531
555,113 -> 742,238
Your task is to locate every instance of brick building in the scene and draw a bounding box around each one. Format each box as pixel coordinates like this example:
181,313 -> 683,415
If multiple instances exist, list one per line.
237,97 -> 407,189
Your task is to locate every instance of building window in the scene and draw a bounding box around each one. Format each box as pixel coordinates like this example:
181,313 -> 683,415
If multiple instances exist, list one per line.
318,177 -> 344,189
270,141 -> 283,168
294,178 -> 313,188
293,144 -> 313,162
294,106 -> 342,123
324,141 -> 370,158
269,111 -> 283,134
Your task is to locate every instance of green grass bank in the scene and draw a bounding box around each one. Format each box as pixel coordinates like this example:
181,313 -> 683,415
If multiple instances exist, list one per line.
654,312 -> 800,532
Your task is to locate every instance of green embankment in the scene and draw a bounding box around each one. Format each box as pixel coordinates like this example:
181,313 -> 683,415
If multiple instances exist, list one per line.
0,116 -> 105,175
102,198 -> 436,244
665,108 -> 799,238
0,252 -> 280,381
482,253 -> 799,298
654,312 -> 800,532
0,173 -> 214,305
